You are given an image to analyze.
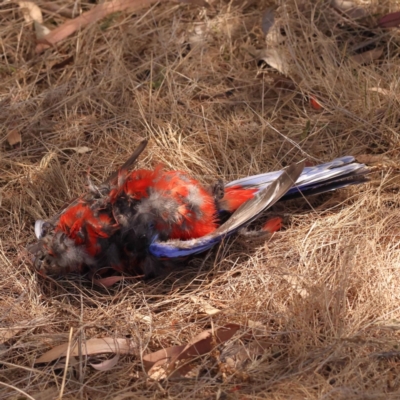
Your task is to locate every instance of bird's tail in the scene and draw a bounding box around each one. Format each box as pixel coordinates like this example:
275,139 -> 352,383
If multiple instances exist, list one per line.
221,156 -> 369,212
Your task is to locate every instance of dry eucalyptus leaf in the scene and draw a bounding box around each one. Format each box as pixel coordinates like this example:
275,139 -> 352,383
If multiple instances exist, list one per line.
6,129 -> 21,146
378,11 -> 400,28
36,0 -> 161,53
143,323 -> 241,379
143,344 -> 186,371
52,356 -> 79,370
35,0 -> 206,53
17,1 -> 43,23
36,337 -> 136,363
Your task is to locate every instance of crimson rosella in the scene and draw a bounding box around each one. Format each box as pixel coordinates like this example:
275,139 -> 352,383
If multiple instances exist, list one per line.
29,140 -> 369,279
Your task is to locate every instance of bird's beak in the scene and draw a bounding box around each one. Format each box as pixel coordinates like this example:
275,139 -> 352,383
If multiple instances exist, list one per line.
34,220 -> 46,239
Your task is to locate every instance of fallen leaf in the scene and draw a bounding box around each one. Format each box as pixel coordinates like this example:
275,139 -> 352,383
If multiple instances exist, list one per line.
16,1 -> 43,23
378,11 -> 400,28
36,337 -> 136,363
351,47 -> 383,64
90,353 -> 120,371
143,323 -> 241,378
143,344 -> 186,371
36,0 -> 162,53
6,129 -> 21,146
52,356 -> 79,370
331,0 -> 367,19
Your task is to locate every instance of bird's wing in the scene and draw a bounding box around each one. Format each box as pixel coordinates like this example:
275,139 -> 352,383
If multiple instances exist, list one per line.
149,161 -> 305,258
226,156 -> 368,194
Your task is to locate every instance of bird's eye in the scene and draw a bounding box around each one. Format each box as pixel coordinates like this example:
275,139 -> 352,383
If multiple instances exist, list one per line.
34,220 -> 46,239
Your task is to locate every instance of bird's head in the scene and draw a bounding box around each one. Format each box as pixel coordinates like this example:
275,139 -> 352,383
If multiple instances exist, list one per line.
28,219 -> 95,276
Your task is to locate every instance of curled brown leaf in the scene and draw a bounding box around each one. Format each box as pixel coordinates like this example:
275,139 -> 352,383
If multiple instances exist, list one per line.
379,11 -> 400,28
36,337 -> 137,363
143,323 -> 241,379
35,0 -> 163,53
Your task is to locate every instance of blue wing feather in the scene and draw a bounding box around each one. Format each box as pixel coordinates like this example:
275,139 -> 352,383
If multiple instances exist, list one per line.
150,162 -> 305,258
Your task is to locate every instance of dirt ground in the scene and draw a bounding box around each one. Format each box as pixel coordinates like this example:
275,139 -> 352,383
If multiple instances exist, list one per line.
2,0 -> 400,399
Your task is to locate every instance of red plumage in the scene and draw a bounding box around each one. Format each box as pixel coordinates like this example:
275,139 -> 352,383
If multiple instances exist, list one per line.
55,202 -> 115,257
34,140 -> 352,279
31,141 -> 260,278
221,185 -> 257,212
112,165 -> 219,240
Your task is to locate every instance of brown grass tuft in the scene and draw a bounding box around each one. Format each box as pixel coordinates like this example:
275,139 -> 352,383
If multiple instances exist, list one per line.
2,0 -> 400,398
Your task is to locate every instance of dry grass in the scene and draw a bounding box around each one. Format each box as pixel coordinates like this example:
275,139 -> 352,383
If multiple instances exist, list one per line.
2,0 -> 400,398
